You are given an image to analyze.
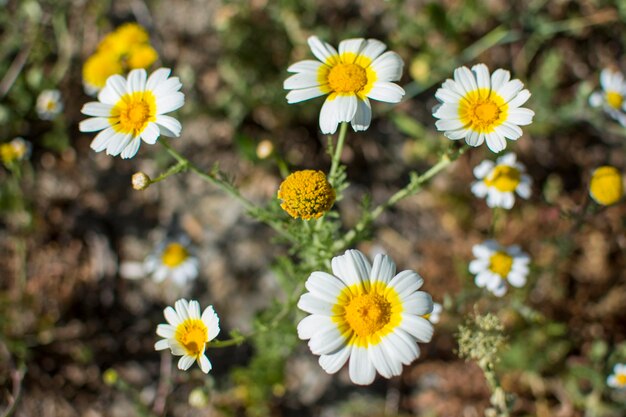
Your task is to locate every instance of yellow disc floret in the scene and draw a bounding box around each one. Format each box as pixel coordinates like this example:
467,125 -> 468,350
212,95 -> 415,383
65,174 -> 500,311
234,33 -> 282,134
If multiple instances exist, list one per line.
489,251 -> 513,277
109,91 -> 157,136
328,63 -> 368,94
589,166 -> 624,206
459,88 -> 508,133
606,91 -> 623,110
161,243 -> 190,267
332,281 -> 403,347
484,164 -> 521,192
175,318 -> 208,357
277,170 -> 336,220
127,44 -> 159,69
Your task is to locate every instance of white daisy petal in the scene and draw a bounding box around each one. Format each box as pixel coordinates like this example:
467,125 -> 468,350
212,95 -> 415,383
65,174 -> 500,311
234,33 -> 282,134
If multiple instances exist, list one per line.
298,292 -> 334,316
81,102 -> 113,117
156,92 -> 185,114
319,345 -> 352,374
305,271 -> 346,303
146,68 -> 172,91
319,97 -> 340,134
359,39 -> 387,62
284,72 -> 323,90
120,138 -> 141,159
106,133 -> 133,157
157,324 -> 176,338
473,160 -> 495,178
370,254 -> 396,284
349,346 -> 376,385
454,66 -> 478,94
286,86 -> 327,104
155,115 -> 182,137
507,108 -> 535,125
490,68 -> 511,92
199,355 -> 212,373
497,79 -> 524,103
89,127 -> 117,152
369,343 -> 395,378
399,314 -> 434,343
485,131 -> 507,152
367,81 -> 405,103
338,38 -> 365,58
308,325 -> 345,355
127,68 -> 147,92
178,355 -> 195,371
140,122 -> 160,144
80,117 -> 111,132
388,270 -> 424,298
307,36 -> 338,64
287,60 -> 324,74
400,291 -> 433,316
334,95 -> 358,123
351,97 -> 372,132
507,89 -> 531,108
154,339 -> 170,351
369,51 -> 404,82
472,64 -> 491,89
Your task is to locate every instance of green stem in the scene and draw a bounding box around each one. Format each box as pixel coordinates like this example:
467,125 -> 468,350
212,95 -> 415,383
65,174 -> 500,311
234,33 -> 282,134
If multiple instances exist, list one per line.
328,122 -> 348,186
150,160 -> 188,183
159,140 -> 295,242
333,144 -> 469,252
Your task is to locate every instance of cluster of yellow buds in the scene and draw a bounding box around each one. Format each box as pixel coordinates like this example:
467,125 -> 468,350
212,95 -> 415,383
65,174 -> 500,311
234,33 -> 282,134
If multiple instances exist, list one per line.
82,23 -> 158,95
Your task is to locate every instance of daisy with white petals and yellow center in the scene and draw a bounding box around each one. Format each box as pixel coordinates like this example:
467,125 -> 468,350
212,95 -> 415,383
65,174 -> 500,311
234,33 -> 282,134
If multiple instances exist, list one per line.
79,68 -> 184,159
155,299 -> 220,373
469,240 -> 530,297
607,363 -> 626,389
144,236 -> 199,286
589,69 -> 626,126
471,153 -> 532,209
433,64 -> 534,153
297,249 -> 434,385
36,89 -> 64,120
284,36 -> 405,134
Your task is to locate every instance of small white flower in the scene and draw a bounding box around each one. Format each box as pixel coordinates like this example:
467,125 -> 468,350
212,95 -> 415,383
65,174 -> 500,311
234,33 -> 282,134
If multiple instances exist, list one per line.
589,69 -> 626,126
471,153 -> 532,209
155,299 -> 220,373
426,302 -> 442,324
433,63 -> 534,153
607,363 -> 626,389
144,236 -> 199,286
284,36 -> 405,134
36,89 -> 64,120
469,240 -> 530,297
297,249 -> 434,385
79,68 -> 184,159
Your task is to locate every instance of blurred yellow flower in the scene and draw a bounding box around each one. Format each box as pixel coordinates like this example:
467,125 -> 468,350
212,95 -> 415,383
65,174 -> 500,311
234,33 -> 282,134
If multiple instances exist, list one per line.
278,170 -> 335,220
1,137 -> 31,166
589,166 -> 623,206
82,52 -> 124,95
82,22 -> 159,95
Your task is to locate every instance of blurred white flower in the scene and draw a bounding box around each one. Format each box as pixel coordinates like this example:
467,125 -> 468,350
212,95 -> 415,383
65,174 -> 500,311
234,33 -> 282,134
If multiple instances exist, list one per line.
589,68 -> 626,126
471,153 -> 532,209
79,68 -> 184,159
36,89 -> 63,120
155,299 -> 220,373
144,236 -> 199,285
433,63 -> 534,153
297,249 -> 433,385
607,363 -> 626,389
469,240 -> 530,297
284,36 -> 405,134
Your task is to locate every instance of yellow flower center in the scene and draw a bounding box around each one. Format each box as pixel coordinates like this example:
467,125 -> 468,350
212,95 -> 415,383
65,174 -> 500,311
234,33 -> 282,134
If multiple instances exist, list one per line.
489,251 -> 513,277
606,91 -> 623,109
589,166 -> 624,206
1,140 -> 28,164
175,318 -> 208,357
332,282 -> 403,347
45,100 -> 57,111
161,243 -> 189,267
459,88 -> 508,133
127,44 -> 159,70
344,293 -> 391,338
617,373 -> 626,386
277,170 -> 336,220
327,63 -> 368,94
110,91 -> 157,136
484,164 -> 521,192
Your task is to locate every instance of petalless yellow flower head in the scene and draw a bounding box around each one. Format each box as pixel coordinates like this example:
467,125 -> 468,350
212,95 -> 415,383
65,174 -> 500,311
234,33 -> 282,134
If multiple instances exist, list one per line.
131,172 -> 151,190
589,166 -> 623,206
126,44 -> 159,69
100,23 -> 150,55
278,170 -> 335,220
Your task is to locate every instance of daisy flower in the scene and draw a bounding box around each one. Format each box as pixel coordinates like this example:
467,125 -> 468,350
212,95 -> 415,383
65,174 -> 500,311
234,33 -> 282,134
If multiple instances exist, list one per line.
155,299 -> 220,373
425,302 -> 442,324
284,36 -> 405,134
469,240 -> 530,297
144,236 -> 199,285
36,89 -> 64,120
433,63 -> 534,153
589,166 -> 623,206
471,153 -> 532,209
1,137 -> 31,166
297,249 -> 434,385
589,69 -> 626,126
79,68 -> 184,159
607,363 -> 626,389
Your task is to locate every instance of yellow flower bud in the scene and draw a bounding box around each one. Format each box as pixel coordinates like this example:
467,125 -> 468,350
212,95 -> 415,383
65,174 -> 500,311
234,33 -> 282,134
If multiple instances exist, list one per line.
132,172 -> 151,190
277,170 -> 335,220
